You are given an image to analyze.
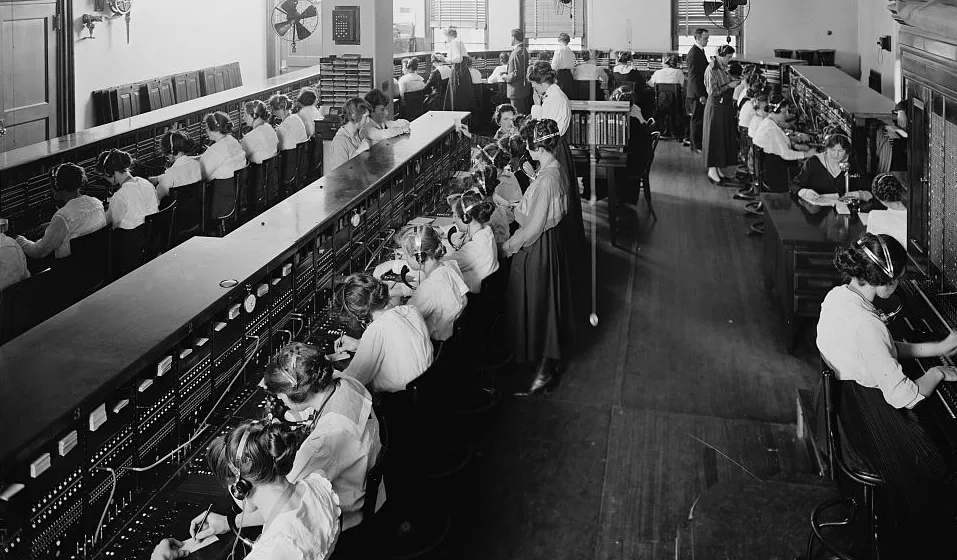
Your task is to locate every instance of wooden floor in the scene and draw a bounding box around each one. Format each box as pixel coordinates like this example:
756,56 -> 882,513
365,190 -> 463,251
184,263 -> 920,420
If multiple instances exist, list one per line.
433,141 -> 824,560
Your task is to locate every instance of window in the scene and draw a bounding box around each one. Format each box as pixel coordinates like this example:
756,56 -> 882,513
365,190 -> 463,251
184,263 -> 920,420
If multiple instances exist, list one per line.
430,0 -> 488,53
674,0 -> 743,56
523,0 -> 586,50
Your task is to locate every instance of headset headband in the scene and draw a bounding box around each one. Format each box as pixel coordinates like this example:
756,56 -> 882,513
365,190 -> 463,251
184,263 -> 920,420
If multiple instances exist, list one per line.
230,424 -> 254,479
167,132 -> 175,154
462,201 -> 479,216
858,236 -> 896,279
769,99 -> 786,113
824,132 -> 851,147
533,131 -> 560,144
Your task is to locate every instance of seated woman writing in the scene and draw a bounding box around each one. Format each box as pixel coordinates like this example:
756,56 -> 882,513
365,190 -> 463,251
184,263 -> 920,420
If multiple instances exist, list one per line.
817,233 -> 957,554
791,133 -> 872,204
333,273 -> 433,393
16,163 -> 107,260
182,421 -> 341,560
865,173 -> 907,248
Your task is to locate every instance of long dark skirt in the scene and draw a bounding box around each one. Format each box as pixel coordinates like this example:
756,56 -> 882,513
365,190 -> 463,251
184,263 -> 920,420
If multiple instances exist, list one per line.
444,63 -> 476,112
832,381 -> 957,550
552,137 -> 589,319
553,136 -> 585,244
506,222 -> 577,363
556,69 -> 575,99
702,89 -> 738,168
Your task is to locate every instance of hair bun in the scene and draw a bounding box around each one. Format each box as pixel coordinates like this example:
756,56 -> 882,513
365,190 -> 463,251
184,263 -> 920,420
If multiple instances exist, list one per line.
265,423 -> 300,476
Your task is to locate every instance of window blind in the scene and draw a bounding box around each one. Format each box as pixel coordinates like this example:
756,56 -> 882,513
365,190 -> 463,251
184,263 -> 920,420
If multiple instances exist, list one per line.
430,0 -> 487,28
675,0 -> 743,35
523,0 -> 586,39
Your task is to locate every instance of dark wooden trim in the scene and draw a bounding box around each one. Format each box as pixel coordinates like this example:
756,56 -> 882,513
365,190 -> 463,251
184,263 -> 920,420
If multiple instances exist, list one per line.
59,0 -> 74,134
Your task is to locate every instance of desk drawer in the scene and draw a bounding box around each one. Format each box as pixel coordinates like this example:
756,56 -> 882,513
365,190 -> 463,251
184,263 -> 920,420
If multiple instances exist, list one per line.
794,272 -> 842,293
794,293 -> 826,317
793,250 -> 835,271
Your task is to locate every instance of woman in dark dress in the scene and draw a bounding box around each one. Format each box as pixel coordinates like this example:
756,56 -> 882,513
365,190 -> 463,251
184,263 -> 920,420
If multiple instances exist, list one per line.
702,45 -> 741,184
503,119 -> 578,395
439,26 -> 476,112
792,133 -> 869,198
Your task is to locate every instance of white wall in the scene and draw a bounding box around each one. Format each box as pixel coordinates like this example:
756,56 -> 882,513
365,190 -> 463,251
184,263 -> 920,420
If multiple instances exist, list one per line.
586,0 -> 671,51
744,0 -> 860,76
488,0 -> 520,50
71,0 -> 268,130
858,0 -> 899,99
320,0 -> 394,94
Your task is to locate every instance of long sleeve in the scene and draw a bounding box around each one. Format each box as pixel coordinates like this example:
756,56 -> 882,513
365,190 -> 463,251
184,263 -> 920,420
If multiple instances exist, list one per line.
342,325 -> 385,387
365,120 -> 410,144
447,39 -> 466,64
18,216 -> 68,259
107,195 -> 127,230
854,321 -> 924,409
200,145 -> 226,181
705,63 -> 734,96
766,126 -> 808,161
423,69 -> 443,95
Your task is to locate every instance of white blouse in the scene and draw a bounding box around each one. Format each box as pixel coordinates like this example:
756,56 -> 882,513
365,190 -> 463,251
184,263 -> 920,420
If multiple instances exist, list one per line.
649,67 -> 685,86
818,285 -> 923,409
530,83 -> 571,136
243,473 -> 341,560
487,64 -> 508,84
277,114 -> 308,151
748,113 -> 766,139
446,38 -> 468,64
738,101 -> 757,129
573,63 -> 608,86
408,260 -> 469,341
753,118 -> 807,161
0,233 -> 29,291
342,305 -> 433,393
297,105 -> 322,138
156,155 -> 202,200
241,123 -> 280,164
286,376 -> 384,531
446,226 -> 499,294
200,135 -> 247,180
108,177 -> 159,230
398,73 -> 426,97
17,195 -> 106,259
866,208 -> 907,249
551,45 -> 576,71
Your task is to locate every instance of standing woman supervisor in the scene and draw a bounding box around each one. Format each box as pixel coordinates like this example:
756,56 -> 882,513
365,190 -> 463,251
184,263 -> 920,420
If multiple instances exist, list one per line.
437,26 -> 475,112
685,29 -> 710,152
551,33 -> 576,98
502,119 -> 577,395
702,45 -> 741,185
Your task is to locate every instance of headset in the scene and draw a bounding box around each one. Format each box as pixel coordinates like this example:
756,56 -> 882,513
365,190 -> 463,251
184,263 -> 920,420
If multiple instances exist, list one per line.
858,234 -> 897,280
408,225 -> 429,264
339,284 -> 368,327
49,163 -> 65,192
871,172 -> 897,192
460,200 -> 479,224
226,423 -> 256,501
768,97 -> 788,114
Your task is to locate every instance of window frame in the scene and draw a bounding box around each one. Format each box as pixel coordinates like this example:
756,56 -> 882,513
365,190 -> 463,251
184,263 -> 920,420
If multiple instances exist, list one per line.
671,0 -> 745,52
428,0 -> 489,52
519,0 -> 587,48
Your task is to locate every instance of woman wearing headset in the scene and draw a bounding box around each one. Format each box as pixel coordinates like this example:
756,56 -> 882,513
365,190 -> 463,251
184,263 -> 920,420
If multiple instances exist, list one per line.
446,189 -> 500,293
334,273 -> 433,393
865,173 -> 907,248
151,131 -> 202,200
97,148 -> 159,230
389,224 -> 469,343
327,98 -> 373,172
818,233 -> 957,554
752,95 -> 816,192
184,420 -> 341,559
241,100 -> 280,164
701,44 -> 741,185
502,119 -> 577,395
16,163 -> 107,260
191,344 -> 384,550
199,111 -> 247,183
792,133 -> 867,199
295,87 -> 323,138
270,94 -> 309,152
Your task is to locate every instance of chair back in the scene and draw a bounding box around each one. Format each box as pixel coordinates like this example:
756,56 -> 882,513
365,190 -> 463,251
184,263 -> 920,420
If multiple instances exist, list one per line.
205,174 -> 239,236
280,148 -> 300,198
112,223 -> 148,278
307,136 -> 323,183
820,357 -> 884,485
143,198 -> 178,262
655,84 -> 684,137
171,181 -> 204,244
575,80 -> 605,101
403,90 -> 426,120
296,142 -> 310,191
69,226 -> 112,296
752,145 -> 765,190
0,268 -> 59,344
645,131 -> 662,176
762,150 -> 789,193
246,162 -> 267,219
263,155 -> 281,208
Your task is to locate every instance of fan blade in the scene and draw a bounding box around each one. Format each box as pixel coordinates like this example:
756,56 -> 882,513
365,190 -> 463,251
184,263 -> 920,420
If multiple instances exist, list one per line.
295,22 -> 312,41
280,0 -> 299,19
298,4 -> 318,19
703,1 -> 723,16
275,20 -> 293,37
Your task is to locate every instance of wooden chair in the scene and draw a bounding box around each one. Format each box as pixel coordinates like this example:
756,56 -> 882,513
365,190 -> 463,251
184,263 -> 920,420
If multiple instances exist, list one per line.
654,83 -> 684,139
638,130 -> 661,221
279,147 -> 301,199
245,162 -> 267,221
296,142 -> 311,191
68,227 -> 112,297
306,136 -> 323,183
806,359 -> 886,560
0,267 -> 58,344
173,71 -> 202,103
171,181 -> 204,244
263,155 -> 281,209
403,90 -> 426,120
206,168 -> 246,236
574,80 -> 606,102
112,224 -> 148,278
143,198 -> 178,262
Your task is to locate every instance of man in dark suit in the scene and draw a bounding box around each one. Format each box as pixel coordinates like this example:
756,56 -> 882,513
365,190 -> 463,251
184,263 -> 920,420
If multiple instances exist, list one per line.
685,28 -> 710,152
505,28 -> 532,114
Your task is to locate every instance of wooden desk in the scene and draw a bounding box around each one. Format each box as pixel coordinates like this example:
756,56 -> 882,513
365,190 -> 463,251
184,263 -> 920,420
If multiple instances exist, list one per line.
762,193 -> 866,351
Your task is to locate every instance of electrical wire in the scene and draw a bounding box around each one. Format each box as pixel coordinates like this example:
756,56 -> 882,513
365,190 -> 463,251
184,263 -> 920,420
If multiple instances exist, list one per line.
92,466 -> 117,546
124,335 -> 263,473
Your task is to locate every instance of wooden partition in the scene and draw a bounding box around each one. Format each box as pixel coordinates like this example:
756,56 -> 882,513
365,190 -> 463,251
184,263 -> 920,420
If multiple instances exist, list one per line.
0,110 -> 471,560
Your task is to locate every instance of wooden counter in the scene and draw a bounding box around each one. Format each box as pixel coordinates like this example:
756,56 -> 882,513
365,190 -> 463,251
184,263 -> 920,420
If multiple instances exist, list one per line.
762,193 -> 866,351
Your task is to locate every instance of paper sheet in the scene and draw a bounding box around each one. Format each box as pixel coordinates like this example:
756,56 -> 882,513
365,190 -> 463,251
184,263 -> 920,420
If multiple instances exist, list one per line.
181,534 -> 218,554
798,191 -> 840,207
